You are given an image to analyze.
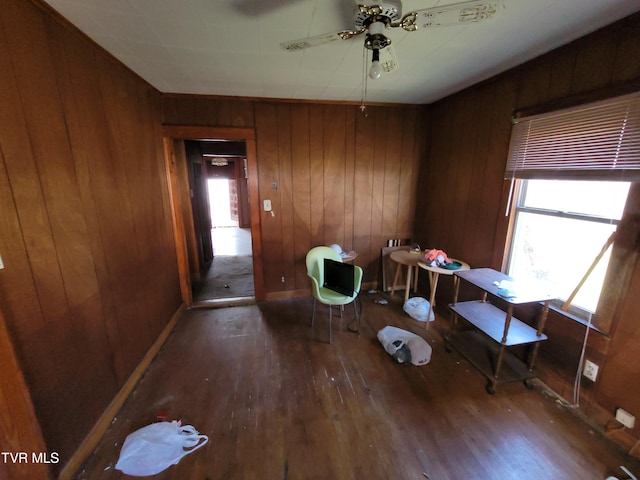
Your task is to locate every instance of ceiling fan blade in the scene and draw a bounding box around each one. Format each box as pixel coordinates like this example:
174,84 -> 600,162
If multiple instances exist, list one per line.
379,45 -> 399,73
280,29 -> 364,51
399,0 -> 503,31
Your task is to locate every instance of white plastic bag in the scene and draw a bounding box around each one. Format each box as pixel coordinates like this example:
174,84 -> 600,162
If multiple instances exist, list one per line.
403,297 -> 435,322
377,326 -> 432,366
115,421 -> 208,476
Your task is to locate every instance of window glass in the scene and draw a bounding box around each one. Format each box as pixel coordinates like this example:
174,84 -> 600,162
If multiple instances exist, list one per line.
520,180 -> 629,219
507,180 -> 630,315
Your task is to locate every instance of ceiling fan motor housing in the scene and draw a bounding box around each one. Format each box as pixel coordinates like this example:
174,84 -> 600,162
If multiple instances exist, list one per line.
354,1 -> 403,28
365,21 -> 391,50
358,1 -> 401,51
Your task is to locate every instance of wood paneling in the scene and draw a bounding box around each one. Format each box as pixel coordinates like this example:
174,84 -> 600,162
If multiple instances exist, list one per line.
416,12 -> 640,452
0,0 -> 181,473
5,0 -> 639,475
168,99 -> 426,293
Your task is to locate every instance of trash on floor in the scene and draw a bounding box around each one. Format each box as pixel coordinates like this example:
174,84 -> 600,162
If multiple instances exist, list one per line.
403,297 -> 435,322
115,420 -> 208,476
606,465 -> 638,480
377,326 -> 432,366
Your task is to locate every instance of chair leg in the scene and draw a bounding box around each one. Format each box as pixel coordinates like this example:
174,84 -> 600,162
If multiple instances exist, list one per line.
328,305 -> 333,344
311,298 -> 317,326
353,300 -> 360,332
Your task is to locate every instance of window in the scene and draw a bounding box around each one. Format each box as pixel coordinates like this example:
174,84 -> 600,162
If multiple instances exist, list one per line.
504,91 -> 640,321
507,179 -> 630,317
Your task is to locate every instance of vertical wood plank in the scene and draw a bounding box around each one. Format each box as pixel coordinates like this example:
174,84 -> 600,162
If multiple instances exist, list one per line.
611,16 -> 640,83
291,104 -> 312,287
516,56 -> 552,109
343,107 -> 357,252
323,104 -> 346,248
369,107 -> 387,279
570,30 -> 618,94
309,104 -> 325,248
381,107 -> 402,239
277,104 -> 296,289
255,103 -> 284,291
353,109 -> 376,280
547,44 -> 577,101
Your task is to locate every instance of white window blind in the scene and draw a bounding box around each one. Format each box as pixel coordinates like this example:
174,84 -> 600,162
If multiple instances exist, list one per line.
505,91 -> 640,181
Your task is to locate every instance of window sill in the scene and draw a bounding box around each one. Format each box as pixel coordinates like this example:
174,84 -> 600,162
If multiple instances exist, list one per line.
547,304 -> 610,337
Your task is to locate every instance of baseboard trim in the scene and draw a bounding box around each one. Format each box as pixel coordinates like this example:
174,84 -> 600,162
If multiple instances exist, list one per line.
58,303 -> 186,480
264,282 -> 380,301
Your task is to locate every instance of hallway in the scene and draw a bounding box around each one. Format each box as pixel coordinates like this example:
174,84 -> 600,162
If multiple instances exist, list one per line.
192,227 -> 254,302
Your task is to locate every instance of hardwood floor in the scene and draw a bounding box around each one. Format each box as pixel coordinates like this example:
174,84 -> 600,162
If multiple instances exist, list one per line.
76,294 -> 639,479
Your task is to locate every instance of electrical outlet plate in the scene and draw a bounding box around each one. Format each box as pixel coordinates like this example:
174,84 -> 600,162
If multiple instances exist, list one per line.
583,359 -> 599,381
616,408 -> 636,429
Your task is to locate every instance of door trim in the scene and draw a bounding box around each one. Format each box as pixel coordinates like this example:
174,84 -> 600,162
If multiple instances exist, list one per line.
162,126 -> 264,302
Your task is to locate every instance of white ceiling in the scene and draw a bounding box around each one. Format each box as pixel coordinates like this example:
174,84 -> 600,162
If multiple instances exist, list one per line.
42,0 -> 640,105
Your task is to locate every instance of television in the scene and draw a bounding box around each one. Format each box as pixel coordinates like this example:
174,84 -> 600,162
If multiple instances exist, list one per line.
323,258 -> 354,296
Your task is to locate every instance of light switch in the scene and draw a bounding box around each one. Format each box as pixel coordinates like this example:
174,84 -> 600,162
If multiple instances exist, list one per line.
263,199 -> 272,212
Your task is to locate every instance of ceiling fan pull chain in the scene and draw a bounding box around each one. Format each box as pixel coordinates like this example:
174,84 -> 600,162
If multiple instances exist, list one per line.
360,47 -> 369,116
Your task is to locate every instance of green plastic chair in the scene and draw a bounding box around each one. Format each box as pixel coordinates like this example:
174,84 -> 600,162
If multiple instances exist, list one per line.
305,246 -> 363,343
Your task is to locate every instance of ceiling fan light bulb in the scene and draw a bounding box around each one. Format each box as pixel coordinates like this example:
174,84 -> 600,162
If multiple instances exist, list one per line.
369,60 -> 383,80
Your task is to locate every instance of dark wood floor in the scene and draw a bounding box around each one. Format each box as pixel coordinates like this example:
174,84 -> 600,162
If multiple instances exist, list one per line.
76,294 -> 639,479
192,254 -> 255,302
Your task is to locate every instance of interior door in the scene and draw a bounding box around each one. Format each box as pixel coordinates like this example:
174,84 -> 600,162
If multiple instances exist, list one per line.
192,161 -> 213,268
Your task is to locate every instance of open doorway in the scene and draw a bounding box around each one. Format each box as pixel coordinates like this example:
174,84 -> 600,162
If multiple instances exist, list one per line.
162,126 -> 264,307
191,150 -> 254,303
190,175 -> 255,301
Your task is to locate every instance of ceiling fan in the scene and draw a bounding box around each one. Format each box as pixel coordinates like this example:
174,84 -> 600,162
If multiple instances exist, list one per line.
281,0 -> 503,80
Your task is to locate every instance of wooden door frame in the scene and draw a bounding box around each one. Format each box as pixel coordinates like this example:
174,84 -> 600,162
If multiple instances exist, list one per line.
162,125 -> 264,302
0,307 -> 51,480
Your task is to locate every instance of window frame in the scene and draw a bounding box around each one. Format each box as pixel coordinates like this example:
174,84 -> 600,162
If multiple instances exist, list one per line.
504,179 -> 625,321
502,91 -> 640,333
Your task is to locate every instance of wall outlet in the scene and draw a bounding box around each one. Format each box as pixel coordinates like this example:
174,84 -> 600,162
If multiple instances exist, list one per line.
583,359 -> 599,381
616,408 -> 636,429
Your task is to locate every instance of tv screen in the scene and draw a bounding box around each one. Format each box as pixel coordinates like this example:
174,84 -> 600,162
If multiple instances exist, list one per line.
323,258 -> 354,296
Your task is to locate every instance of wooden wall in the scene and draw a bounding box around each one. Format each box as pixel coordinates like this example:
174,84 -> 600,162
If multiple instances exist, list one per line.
163,98 -> 428,295
0,0 -> 181,473
414,12 -> 640,451
3,0 -> 639,474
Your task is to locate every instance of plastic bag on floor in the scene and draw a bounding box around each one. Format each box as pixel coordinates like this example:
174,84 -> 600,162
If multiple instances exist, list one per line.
377,326 -> 432,366
403,297 -> 435,322
115,421 -> 208,476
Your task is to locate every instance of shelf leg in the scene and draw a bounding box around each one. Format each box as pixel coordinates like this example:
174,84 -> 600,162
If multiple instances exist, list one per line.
528,301 -> 550,370
494,345 -> 506,380
390,263 -> 402,297
404,265 -> 412,303
493,306 -> 513,380
426,272 -> 440,331
528,343 -> 541,371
